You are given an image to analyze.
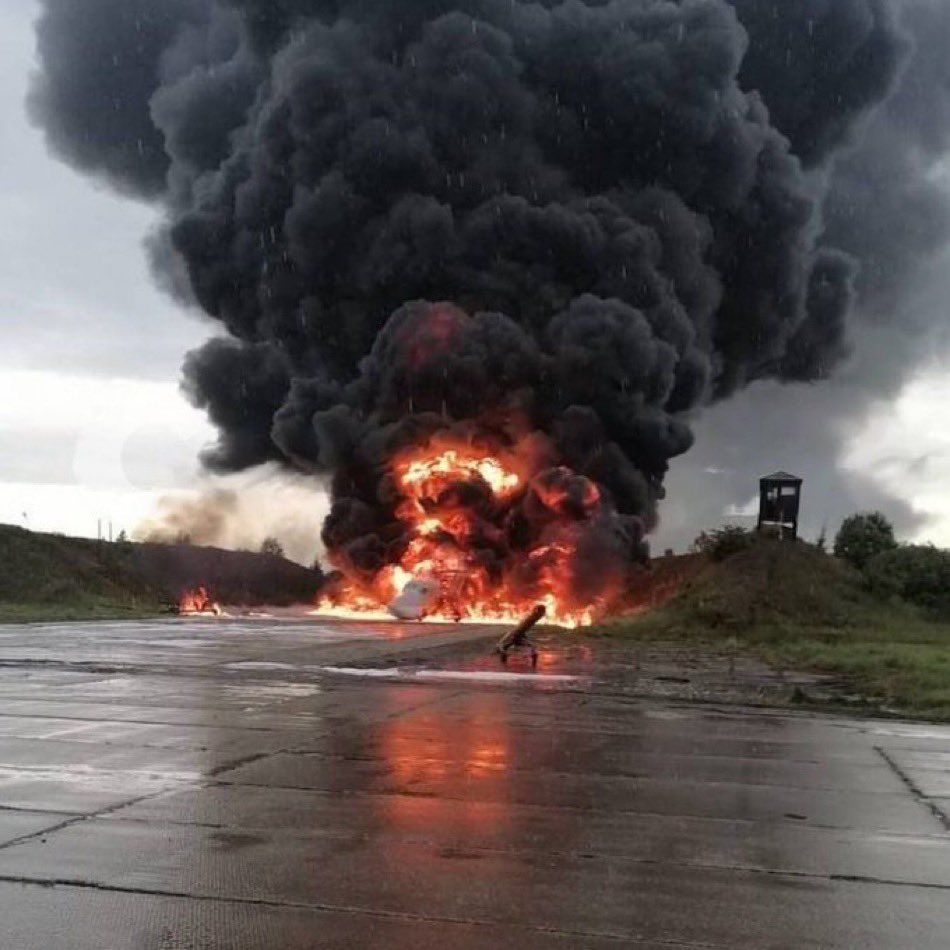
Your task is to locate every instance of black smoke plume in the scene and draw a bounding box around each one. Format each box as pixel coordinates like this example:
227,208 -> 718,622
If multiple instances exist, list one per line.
662,0 -> 950,551
31,0 -> 931,606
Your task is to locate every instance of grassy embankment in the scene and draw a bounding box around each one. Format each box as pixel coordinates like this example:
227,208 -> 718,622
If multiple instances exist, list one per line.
0,524 -> 322,623
593,538 -> 950,719
0,525 -> 163,622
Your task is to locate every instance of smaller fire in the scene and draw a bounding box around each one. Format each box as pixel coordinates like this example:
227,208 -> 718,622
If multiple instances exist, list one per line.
178,586 -> 222,616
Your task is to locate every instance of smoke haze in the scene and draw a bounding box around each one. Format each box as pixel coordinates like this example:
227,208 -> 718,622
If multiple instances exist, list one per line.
136,462 -> 327,564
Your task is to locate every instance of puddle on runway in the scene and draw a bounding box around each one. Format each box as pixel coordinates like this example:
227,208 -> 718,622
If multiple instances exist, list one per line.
317,666 -> 587,686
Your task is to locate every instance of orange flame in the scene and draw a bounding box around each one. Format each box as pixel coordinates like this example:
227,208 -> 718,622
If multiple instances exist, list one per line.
399,449 -> 521,500
179,586 -> 222,616
316,433 -> 621,628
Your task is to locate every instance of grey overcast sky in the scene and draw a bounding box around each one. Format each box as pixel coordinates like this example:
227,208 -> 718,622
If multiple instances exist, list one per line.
0,0 -> 214,539
2,0 -> 949,555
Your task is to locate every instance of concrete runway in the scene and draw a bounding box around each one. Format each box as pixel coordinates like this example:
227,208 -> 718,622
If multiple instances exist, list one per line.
0,617 -> 948,948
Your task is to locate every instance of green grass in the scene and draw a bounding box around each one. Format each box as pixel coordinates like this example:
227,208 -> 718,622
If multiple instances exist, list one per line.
0,600 -> 165,624
593,538 -> 950,720
0,524 -> 165,623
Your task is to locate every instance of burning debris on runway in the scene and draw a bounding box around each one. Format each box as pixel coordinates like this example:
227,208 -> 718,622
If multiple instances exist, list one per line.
178,586 -> 222,616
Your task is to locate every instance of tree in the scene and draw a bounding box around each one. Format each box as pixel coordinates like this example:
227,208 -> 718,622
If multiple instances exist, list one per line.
115,529 -> 128,543
833,512 -> 897,569
260,536 -> 284,558
691,525 -> 754,561
865,545 -> 950,617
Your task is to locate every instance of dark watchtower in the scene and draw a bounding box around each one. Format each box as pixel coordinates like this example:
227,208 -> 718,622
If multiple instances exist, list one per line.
757,472 -> 803,540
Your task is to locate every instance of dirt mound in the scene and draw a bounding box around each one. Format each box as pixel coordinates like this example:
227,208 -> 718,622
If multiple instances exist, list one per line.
654,538 -> 873,632
626,554 -> 707,612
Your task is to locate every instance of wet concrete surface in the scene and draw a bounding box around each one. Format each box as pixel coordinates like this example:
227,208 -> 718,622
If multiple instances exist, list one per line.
0,618 -> 948,947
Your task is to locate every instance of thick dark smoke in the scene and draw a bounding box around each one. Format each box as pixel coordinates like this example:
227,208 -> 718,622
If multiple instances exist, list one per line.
661,0 -> 950,551
30,0 -> 944,584
29,0 -> 212,197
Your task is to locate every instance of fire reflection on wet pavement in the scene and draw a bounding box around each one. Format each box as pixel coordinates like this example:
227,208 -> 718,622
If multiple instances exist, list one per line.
0,617 -> 948,948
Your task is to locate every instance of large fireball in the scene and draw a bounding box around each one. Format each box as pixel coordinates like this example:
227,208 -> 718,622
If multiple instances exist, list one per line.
318,433 -> 625,627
